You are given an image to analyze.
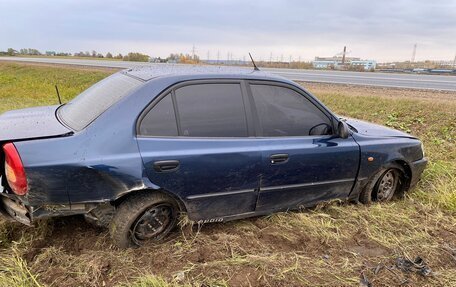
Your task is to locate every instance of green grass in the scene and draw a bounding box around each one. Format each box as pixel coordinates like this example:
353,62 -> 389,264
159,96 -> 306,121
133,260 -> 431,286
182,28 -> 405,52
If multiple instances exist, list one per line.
0,62 -> 455,287
1,54 -> 124,61
0,62 -> 110,113
0,245 -> 42,287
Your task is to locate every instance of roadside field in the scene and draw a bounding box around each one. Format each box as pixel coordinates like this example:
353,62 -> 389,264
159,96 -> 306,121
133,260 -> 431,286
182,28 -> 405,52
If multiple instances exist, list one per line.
0,55 -> 124,61
0,62 -> 454,287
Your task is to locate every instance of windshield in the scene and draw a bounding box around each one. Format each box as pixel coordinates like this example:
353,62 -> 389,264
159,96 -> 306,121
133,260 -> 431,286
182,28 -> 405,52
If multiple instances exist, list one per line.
58,73 -> 142,131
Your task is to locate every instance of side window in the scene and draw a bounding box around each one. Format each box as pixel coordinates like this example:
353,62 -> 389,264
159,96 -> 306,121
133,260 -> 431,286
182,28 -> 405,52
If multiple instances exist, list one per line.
251,84 -> 332,137
175,83 -> 248,137
139,94 -> 178,136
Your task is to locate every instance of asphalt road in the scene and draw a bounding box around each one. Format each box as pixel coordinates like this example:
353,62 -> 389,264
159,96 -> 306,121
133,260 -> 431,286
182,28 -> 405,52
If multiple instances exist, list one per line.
1,56 -> 456,91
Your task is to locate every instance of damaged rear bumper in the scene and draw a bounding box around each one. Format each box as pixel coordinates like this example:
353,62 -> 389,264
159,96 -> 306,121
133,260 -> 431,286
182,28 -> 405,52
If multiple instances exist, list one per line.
0,195 -> 96,225
0,195 -> 32,225
0,191 -> 112,226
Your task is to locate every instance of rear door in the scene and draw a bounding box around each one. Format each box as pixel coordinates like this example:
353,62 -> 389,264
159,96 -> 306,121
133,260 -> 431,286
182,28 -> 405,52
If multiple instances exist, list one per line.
248,82 -> 360,211
136,81 -> 261,221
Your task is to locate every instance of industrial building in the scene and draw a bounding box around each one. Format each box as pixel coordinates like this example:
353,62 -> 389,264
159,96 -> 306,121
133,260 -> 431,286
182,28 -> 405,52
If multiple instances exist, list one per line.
312,46 -> 377,70
350,60 -> 377,70
312,57 -> 377,70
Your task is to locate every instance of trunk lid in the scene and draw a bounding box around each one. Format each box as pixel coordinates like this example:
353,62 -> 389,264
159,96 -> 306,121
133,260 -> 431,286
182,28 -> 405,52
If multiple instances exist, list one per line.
0,105 -> 72,141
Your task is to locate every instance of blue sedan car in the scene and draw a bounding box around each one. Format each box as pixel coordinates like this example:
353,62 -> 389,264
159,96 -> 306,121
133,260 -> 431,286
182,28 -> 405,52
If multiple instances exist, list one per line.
0,65 -> 427,248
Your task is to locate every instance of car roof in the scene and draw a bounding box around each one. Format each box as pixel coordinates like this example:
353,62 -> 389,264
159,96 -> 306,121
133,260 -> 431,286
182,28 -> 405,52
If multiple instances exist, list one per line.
122,64 -> 287,82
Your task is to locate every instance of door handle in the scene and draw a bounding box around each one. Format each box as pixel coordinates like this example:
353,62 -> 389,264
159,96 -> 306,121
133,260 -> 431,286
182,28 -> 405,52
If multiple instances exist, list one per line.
153,160 -> 180,172
270,154 -> 289,164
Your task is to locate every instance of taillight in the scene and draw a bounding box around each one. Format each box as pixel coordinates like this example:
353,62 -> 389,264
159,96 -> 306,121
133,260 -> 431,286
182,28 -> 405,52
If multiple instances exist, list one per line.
3,143 -> 28,195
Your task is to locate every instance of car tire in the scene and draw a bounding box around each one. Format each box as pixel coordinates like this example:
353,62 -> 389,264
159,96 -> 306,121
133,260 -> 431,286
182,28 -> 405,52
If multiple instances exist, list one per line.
359,163 -> 405,204
110,192 -> 179,249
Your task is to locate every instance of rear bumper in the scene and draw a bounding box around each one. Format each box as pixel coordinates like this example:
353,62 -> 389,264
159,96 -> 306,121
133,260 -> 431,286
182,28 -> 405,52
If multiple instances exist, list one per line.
0,195 -> 32,225
0,191 -> 105,226
410,157 -> 428,188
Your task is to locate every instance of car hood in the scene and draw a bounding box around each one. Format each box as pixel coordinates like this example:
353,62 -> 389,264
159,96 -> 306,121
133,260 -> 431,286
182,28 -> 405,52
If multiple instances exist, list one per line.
344,117 -> 416,139
0,105 -> 72,141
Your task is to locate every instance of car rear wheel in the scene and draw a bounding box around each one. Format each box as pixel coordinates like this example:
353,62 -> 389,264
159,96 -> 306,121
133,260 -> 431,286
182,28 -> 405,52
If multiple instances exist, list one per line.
110,192 -> 178,248
359,163 -> 404,204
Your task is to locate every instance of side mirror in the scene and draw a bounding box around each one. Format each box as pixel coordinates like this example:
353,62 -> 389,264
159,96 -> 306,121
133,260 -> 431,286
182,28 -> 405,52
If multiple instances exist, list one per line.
338,121 -> 349,139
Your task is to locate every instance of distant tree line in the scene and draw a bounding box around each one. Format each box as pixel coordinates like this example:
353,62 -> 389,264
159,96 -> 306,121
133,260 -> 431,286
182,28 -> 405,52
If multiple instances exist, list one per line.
0,48 -> 18,56
64,50 -> 151,62
0,47 -> 151,62
0,47 -> 201,64
163,53 -> 200,64
19,48 -> 41,55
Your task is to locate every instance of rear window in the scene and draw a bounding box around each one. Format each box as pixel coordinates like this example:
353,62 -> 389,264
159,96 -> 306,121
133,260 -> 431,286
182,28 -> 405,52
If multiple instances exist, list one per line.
58,73 -> 142,131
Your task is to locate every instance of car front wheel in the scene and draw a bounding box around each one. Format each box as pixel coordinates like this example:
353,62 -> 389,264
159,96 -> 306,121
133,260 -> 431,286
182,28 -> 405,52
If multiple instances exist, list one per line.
359,163 -> 405,204
110,192 -> 178,248
374,169 -> 399,202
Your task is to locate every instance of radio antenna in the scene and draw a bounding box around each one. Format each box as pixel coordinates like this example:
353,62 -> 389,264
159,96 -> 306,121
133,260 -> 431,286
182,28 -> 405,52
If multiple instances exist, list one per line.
249,53 -> 260,71
55,85 -> 62,105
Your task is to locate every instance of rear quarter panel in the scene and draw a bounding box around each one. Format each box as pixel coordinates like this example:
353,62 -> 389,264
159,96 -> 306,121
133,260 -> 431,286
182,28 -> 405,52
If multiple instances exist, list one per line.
13,76 -> 188,207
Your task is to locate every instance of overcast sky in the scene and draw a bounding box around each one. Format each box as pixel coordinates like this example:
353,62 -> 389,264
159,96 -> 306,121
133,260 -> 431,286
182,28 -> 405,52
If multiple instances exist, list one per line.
1,0 -> 455,62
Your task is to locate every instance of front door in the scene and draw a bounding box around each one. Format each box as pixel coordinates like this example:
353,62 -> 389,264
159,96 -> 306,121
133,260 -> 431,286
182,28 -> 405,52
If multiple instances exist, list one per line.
248,83 -> 360,211
137,81 -> 261,221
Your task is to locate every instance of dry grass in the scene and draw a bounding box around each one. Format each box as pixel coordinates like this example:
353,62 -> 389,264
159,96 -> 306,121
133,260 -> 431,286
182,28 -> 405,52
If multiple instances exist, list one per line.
0,62 -> 455,286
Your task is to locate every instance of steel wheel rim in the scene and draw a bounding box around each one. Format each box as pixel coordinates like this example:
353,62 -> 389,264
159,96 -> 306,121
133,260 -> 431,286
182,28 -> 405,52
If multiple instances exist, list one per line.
376,170 -> 398,201
131,203 -> 174,245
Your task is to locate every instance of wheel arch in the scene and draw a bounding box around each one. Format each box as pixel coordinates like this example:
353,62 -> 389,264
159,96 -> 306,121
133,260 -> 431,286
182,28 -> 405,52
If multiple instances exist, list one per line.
112,188 -> 188,213
391,159 -> 412,192
358,159 -> 412,203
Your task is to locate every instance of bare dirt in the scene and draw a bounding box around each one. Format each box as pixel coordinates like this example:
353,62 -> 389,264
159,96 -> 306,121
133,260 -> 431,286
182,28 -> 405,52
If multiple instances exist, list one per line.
5,202 -> 453,287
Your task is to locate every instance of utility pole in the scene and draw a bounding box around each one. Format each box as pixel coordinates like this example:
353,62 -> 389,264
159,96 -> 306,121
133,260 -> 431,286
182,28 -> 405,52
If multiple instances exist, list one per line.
341,46 -> 347,65
453,53 -> 456,69
411,43 -> 417,63
289,55 -> 292,63
269,52 -> 273,64
207,50 -> 210,61
191,44 -> 197,60
217,50 -> 220,64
